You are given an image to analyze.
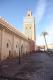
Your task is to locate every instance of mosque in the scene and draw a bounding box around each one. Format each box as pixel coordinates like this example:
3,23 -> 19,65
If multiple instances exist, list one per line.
0,10 -> 35,60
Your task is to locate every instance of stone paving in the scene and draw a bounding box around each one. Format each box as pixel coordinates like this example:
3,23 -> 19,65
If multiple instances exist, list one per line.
0,52 -> 53,80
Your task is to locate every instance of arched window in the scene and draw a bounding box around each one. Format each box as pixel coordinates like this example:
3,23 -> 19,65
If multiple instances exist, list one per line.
30,27 -> 31,29
7,43 -> 9,48
16,44 -> 17,48
16,42 -> 19,48
6,39 -> 11,49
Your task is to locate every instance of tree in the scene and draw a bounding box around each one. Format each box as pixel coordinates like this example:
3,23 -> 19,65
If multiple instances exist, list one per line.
41,32 -> 48,50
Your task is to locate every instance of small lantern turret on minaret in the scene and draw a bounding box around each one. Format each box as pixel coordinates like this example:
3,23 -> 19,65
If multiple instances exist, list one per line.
27,10 -> 32,16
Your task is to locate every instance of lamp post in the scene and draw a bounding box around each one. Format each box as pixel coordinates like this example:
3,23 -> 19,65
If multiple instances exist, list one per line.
19,48 -> 21,64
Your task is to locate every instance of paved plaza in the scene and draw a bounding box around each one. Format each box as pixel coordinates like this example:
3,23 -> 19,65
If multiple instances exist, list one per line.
0,52 -> 53,80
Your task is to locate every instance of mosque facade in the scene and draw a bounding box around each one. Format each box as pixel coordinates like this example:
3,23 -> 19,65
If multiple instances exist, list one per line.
0,11 -> 35,60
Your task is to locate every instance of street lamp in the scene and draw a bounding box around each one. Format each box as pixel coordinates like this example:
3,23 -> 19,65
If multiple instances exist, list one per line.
19,48 -> 21,64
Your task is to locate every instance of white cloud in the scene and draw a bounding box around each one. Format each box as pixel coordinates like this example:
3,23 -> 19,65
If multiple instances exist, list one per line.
36,35 -> 45,45
36,20 -> 53,45
35,0 -> 46,45
35,0 -> 53,45
45,20 -> 53,44
35,0 -> 46,24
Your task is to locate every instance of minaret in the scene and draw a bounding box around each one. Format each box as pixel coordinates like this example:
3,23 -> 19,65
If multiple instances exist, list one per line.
24,10 -> 35,41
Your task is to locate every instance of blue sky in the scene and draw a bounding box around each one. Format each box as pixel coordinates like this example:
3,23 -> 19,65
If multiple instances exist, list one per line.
0,0 -> 53,45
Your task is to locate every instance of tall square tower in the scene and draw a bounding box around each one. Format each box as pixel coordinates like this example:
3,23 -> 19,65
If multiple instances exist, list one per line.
24,10 -> 35,41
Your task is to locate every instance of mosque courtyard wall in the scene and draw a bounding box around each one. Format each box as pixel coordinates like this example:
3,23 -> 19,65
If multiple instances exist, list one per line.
0,18 -> 35,60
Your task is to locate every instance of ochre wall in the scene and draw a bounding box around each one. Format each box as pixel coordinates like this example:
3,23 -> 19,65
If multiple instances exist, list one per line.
0,28 -> 31,60
0,18 -> 35,60
1,29 -> 12,60
0,30 -> 1,59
